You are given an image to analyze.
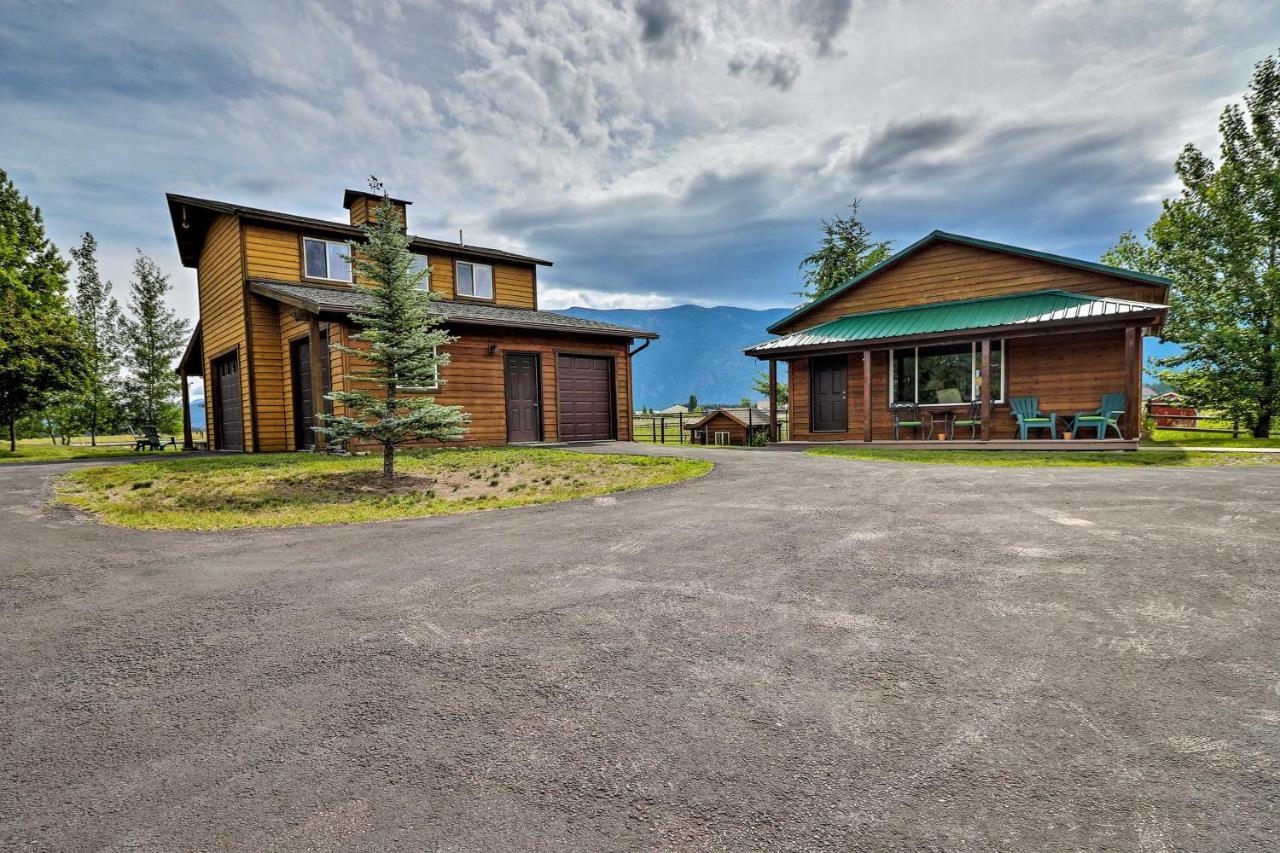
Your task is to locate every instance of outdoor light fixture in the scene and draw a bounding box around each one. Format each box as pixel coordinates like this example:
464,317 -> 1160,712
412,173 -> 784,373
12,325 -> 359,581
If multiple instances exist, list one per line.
487,343 -> 498,355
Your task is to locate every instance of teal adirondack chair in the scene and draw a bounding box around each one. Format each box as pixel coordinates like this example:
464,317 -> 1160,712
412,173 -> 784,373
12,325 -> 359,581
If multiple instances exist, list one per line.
1010,397 -> 1057,440
1072,393 -> 1126,439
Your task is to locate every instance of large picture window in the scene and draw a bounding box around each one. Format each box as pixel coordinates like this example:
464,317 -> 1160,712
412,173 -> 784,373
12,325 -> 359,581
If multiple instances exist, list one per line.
890,340 -> 1004,405
303,237 -> 352,282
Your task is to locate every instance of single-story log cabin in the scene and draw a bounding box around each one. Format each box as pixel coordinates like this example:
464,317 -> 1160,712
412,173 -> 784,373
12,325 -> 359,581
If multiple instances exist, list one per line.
168,190 -> 656,451
745,231 -> 1171,447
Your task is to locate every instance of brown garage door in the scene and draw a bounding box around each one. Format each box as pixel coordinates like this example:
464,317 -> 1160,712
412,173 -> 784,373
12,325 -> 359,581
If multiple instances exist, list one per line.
557,354 -> 614,441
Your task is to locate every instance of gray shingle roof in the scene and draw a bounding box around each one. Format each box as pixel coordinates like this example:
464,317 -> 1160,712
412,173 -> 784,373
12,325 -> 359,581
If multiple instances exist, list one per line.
249,279 -> 657,339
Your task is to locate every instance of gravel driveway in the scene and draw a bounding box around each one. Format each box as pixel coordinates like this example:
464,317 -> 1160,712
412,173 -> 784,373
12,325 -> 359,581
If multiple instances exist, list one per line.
2,446 -> 1277,851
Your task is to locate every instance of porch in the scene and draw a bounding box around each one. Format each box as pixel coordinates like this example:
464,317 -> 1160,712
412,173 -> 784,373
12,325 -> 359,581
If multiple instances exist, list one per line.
768,438 -> 1140,451
746,290 -> 1166,449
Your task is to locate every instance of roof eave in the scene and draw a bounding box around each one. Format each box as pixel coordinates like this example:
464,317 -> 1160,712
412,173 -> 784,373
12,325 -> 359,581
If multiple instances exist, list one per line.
746,308 -> 1167,358
247,281 -> 658,339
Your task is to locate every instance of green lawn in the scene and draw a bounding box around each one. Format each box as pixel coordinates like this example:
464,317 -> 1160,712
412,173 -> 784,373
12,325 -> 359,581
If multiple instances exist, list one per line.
806,446 -> 1280,467
1145,428 -> 1280,449
2,439 -> 149,464
55,447 -> 712,530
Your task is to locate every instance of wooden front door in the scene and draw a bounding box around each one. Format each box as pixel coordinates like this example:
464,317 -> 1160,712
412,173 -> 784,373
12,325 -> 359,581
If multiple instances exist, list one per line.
504,353 -> 541,443
213,351 -> 243,451
811,355 -> 848,432
291,335 -> 331,450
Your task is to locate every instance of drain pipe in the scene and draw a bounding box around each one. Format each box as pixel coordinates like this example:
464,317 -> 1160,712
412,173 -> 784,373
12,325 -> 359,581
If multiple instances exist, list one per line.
626,338 -> 651,438
628,338 -> 651,357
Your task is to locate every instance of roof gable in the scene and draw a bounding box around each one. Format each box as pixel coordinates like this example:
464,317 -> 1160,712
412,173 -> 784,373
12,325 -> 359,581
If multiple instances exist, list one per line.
768,230 -> 1172,335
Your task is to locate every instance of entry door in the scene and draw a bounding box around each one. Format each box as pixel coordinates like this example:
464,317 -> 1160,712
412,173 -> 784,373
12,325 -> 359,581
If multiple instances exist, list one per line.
291,335 -> 331,450
213,352 -> 243,451
504,353 -> 541,443
556,354 -> 614,441
811,355 -> 848,432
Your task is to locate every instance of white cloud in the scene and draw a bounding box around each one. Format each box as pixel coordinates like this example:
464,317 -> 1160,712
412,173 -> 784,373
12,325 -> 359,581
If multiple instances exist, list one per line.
1,0 -> 1275,319
539,286 -> 715,310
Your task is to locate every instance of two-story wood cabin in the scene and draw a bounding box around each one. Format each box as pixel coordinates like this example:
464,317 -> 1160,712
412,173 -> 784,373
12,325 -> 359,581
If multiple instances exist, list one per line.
746,231 -> 1171,447
169,190 -> 656,452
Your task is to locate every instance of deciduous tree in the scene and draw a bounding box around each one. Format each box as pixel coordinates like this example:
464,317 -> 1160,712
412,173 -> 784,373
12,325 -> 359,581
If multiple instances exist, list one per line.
0,170 -> 86,451
1104,51 -> 1280,437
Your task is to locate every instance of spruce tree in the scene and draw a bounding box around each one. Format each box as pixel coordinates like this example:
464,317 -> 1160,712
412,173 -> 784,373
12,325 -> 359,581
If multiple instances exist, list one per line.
69,233 -> 125,444
121,251 -> 187,431
319,195 -> 468,480
0,169 -> 86,451
796,199 -> 893,301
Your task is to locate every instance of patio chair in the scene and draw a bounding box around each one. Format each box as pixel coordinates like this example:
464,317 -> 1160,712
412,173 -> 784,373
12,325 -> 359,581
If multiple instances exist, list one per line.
137,425 -> 178,451
1071,393 -> 1126,439
891,402 -> 925,440
951,399 -> 983,439
1009,397 -> 1057,440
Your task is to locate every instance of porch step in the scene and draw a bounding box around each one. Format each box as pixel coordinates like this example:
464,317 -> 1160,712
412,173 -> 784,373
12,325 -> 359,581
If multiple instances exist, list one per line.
767,439 -> 1140,452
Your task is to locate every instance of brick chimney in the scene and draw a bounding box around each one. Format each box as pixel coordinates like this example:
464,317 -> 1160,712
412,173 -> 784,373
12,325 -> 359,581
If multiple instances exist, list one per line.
342,189 -> 410,230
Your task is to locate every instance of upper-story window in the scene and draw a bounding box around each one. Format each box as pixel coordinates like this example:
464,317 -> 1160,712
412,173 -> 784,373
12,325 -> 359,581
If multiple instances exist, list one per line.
455,260 -> 494,300
303,237 -> 352,282
410,254 -> 430,291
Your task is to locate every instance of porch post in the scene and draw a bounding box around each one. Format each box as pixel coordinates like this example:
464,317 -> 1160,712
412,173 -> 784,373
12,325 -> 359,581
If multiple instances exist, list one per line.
768,359 -> 778,441
180,372 -> 193,450
862,350 -> 873,442
308,314 -> 327,451
980,338 -> 992,442
1124,324 -> 1140,439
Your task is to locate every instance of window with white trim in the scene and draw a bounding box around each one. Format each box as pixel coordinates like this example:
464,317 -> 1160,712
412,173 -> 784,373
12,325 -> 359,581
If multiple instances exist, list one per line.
302,237 -> 352,282
455,260 -> 494,299
714,430 -> 730,446
410,253 -> 430,290
889,340 -> 1005,405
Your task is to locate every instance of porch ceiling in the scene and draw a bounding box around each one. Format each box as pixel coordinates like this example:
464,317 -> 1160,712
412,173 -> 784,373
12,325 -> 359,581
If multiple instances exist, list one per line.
745,289 -> 1166,358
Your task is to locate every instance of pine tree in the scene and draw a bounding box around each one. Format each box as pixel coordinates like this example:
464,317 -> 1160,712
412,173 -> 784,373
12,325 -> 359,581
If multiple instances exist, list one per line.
122,251 -> 187,431
69,233 -> 125,444
1103,51 -> 1280,437
319,195 -> 468,480
686,393 -> 698,412
0,170 -> 86,451
796,199 -> 893,301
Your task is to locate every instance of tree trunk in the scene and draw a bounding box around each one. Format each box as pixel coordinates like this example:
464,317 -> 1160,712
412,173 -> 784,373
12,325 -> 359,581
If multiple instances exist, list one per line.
1255,411 -> 1272,439
8,420 -> 14,453
383,442 -> 395,481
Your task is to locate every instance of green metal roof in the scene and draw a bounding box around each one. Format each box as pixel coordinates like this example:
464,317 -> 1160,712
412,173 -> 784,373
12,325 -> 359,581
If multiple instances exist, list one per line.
767,230 -> 1174,334
746,289 -> 1167,356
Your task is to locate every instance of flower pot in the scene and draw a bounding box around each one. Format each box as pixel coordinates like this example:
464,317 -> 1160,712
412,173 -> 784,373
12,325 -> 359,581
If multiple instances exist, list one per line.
1063,432 -> 1073,440
936,433 -> 948,441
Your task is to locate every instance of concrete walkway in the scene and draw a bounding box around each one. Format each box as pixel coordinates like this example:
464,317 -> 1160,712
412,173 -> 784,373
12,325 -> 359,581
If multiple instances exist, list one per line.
2,445 -> 1277,851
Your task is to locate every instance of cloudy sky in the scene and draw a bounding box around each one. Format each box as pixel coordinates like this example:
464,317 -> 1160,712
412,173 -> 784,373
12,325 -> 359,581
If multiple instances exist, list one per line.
3,0 -> 1277,326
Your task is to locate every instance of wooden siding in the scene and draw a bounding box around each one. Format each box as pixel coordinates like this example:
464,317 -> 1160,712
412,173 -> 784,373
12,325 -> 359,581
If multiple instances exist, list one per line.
248,294 -> 285,451
347,196 -> 406,228
241,222 -> 537,308
331,324 -> 631,447
788,328 -> 1138,441
197,215 -> 249,449
244,225 -> 302,280
775,242 -> 1169,335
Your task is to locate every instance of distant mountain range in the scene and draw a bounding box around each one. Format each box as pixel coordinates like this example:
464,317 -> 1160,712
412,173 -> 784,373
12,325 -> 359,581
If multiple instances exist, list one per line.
563,305 -> 791,409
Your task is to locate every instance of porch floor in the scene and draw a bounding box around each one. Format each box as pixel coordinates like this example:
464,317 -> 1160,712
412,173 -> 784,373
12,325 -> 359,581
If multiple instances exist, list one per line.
769,438 -> 1140,451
